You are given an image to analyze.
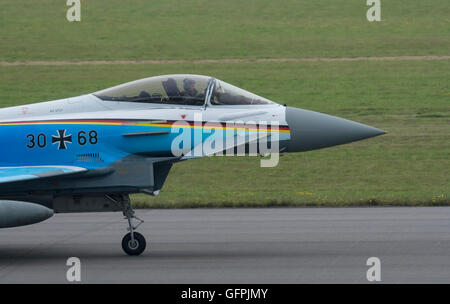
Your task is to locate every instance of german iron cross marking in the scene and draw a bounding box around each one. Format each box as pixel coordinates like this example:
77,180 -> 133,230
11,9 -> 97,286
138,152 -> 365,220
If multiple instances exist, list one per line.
52,129 -> 72,150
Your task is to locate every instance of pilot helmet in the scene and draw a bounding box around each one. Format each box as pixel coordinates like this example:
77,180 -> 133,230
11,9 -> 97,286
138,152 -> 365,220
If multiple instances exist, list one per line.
183,78 -> 196,91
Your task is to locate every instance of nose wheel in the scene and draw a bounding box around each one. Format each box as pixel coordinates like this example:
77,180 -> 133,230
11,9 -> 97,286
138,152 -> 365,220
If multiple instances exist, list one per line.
106,194 -> 147,256
122,231 -> 146,256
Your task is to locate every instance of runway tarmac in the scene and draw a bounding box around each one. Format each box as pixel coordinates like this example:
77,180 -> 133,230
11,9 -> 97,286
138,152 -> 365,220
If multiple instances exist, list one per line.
0,207 -> 449,283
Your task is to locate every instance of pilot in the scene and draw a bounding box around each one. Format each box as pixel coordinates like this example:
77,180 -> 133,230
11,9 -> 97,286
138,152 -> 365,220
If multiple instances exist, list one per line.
181,78 -> 199,97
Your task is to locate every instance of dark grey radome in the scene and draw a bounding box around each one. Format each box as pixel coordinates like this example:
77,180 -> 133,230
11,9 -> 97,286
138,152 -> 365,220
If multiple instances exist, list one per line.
286,107 -> 385,152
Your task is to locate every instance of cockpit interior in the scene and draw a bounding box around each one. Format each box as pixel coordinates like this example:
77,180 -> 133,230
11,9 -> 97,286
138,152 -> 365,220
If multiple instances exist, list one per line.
94,74 -> 274,106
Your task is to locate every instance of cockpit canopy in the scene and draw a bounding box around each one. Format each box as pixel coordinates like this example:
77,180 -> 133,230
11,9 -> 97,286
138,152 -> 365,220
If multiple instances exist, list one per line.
94,74 -> 274,106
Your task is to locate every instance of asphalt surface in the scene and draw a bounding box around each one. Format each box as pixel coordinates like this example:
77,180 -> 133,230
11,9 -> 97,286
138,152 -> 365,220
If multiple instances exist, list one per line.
0,207 -> 449,283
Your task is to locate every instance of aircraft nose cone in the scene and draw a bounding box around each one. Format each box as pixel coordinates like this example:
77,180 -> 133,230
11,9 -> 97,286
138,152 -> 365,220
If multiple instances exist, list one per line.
285,106 -> 385,152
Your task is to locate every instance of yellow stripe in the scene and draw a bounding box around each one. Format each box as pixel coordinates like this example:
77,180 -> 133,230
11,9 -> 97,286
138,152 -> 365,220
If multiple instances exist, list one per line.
0,121 -> 290,133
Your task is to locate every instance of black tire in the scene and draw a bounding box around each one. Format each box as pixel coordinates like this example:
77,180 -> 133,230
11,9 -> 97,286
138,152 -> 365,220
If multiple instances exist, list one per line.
121,232 -> 146,256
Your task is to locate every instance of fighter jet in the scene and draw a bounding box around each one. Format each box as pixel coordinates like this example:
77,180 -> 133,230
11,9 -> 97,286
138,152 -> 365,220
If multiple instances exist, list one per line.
0,74 -> 385,255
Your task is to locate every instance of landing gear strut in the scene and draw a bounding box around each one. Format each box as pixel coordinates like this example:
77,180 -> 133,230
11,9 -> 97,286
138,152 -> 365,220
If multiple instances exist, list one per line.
106,194 -> 146,256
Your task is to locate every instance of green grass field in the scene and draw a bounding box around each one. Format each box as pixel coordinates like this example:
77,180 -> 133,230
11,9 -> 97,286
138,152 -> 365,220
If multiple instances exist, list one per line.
0,0 -> 449,61
0,1 -> 448,207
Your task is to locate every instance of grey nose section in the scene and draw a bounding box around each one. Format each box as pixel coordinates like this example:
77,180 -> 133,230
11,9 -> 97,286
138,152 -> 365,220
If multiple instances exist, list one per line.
286,107 -> 385,152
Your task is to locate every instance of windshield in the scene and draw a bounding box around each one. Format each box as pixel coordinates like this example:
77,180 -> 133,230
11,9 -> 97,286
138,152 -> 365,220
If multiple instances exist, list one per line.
210,80 -> 273,105
94,74 -> 211,106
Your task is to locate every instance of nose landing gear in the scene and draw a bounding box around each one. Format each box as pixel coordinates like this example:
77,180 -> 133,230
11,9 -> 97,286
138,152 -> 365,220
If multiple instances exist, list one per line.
121,209 -> 146,256
106,194 -> 146,256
